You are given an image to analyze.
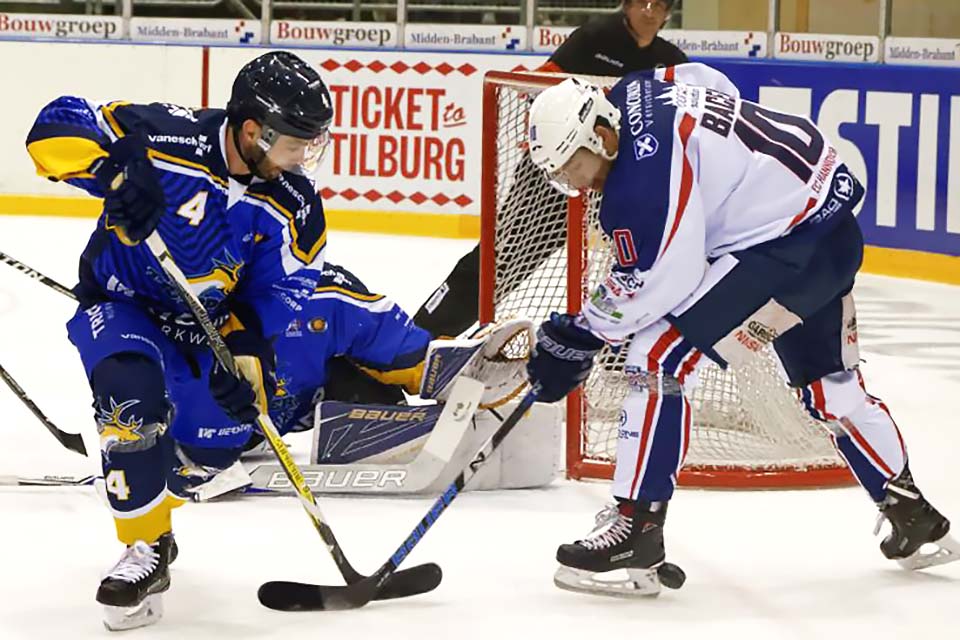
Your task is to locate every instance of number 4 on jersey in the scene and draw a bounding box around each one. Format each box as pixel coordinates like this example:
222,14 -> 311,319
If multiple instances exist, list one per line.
105,469 -> 131,501
177,191 -> 208,226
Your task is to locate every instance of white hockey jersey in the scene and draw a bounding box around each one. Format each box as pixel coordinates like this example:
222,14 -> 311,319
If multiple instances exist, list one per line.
583,63 -> 863,343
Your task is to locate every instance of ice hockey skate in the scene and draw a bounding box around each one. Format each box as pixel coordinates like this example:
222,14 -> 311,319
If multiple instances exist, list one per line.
97,533 -> 175,631
875,466 -> 960,571
554,500 -> 685,598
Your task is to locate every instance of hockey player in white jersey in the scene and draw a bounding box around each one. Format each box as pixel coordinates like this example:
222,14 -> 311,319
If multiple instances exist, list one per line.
524,63 -> 958,597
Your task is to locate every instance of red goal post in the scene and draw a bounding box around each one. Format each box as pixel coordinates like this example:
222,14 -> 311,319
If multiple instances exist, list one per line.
479,70 -> 853,489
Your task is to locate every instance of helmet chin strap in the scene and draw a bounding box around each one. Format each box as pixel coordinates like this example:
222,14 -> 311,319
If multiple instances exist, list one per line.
231,126 -> 271,180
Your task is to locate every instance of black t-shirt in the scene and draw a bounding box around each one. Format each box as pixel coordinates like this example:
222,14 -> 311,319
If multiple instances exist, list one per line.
547,12 -> 688,76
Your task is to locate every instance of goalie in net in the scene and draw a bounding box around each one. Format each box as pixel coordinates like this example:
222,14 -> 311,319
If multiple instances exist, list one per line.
175,258 -> 541,504
522,64 -> 958,597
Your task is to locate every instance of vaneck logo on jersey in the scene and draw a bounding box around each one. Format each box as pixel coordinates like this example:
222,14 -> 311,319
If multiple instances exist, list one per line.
147,132 -> 213,158
277,173 -> 307,210
163,103 -> 198,122
320,266 -> 356,288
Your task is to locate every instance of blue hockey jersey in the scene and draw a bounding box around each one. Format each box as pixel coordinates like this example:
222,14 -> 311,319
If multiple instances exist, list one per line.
26,97 -> 327,337
270,263 -> 431,434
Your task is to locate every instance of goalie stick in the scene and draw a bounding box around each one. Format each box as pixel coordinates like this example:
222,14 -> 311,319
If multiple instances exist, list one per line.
143,232 -> 441,601
256,384 -> 541,611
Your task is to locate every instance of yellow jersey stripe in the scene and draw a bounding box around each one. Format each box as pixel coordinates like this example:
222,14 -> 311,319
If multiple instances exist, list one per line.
146,148 -> 229,190
358,361 -> 424,395
27,137 -> 107,182
313,286 -> 385,302
100,101 -> 131,138
246,191 -> 327,265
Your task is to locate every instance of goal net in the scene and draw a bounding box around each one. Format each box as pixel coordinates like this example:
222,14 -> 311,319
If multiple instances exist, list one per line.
478,71 -> 853,488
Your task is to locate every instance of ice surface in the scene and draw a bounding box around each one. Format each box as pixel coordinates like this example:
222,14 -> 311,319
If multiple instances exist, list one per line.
0,216 -> 956,639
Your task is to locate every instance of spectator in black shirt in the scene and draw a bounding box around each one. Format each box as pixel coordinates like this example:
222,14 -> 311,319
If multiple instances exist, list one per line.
413,0 -> 689,339
544,0 -> 687,76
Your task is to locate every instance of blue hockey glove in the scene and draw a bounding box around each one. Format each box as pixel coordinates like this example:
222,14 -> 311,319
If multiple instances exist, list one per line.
93,135 -> 166,243
208,311 -> 277,424
527,312 -> 605,403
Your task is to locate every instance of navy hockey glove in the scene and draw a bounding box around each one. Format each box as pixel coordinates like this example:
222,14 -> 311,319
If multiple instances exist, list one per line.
527,312 -> 605,403
208,311 -> 277,424
93,135 -> 166,243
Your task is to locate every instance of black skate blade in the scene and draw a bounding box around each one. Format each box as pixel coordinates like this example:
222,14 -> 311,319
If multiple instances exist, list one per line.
258,562 -> 442,611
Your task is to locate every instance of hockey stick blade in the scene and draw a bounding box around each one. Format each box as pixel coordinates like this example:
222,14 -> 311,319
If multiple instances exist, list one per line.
258,562 -> 443,611
0,254 -> 86,456
258,387 -> 539,611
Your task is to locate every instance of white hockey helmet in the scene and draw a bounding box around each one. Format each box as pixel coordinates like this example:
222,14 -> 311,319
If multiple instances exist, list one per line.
527,78 -> 621,195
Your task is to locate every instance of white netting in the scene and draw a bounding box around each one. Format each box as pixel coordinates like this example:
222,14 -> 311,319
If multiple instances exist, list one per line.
483,74 -> 847,484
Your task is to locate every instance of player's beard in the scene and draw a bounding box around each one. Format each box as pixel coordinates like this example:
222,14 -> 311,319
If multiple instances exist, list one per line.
252,151 -> 283,181
244,143 -> 283,181
233,128 -> 283,181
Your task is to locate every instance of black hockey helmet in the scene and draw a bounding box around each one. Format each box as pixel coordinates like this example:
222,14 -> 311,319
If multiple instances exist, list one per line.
227,51 -> 332,140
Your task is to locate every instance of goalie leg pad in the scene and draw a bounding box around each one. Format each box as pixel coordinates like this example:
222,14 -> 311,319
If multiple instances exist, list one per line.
311,402 -> 444,465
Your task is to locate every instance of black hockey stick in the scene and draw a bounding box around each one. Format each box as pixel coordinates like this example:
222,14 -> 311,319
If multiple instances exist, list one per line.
257,384 -> 541,611
0,253 -> 86,455
143,232 -> 440,601
0,363 -> 86,456
0,251 -> 76,300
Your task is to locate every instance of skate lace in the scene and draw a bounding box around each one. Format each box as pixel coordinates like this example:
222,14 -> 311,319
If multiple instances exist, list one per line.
579,504 -> 632,551
104,541 -> 160,584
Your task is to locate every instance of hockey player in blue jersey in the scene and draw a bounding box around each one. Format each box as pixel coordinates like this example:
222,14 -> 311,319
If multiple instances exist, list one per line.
179,261 -> 532,504
523,65 -> 958,597
220,261 -> 527,464
25,51 -> 332,629
268,262 -> 431,436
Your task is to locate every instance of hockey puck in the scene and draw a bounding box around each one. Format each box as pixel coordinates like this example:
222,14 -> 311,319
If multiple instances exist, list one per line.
656,562 -> 686,589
